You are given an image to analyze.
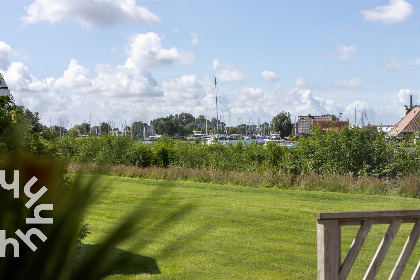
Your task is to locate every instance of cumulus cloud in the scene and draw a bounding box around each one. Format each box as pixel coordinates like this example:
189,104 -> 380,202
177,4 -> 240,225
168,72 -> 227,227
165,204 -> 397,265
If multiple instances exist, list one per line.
0,42 -> 12,70
394,89 -> 417,106
5,62 -> 39,91
334,44 -> 357,61
383,55 -> 403,70
126,32 -> 194,67
361,0 -> 414,25
344,101 -> 376,124
54,59 -> 93,91
213,59 -> 248,82
376,89 -> 417,124
334,78 -> 365,90
1,41 -> 209,124
22,0 -> 160,27
261,70 -> 279,82
159,75 -> 206,113
240,87 -> 264,100
229,82 -> 343,123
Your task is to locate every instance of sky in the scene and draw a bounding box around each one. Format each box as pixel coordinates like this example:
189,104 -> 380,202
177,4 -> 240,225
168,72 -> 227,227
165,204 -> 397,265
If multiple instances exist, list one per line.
1,0 -> 420,129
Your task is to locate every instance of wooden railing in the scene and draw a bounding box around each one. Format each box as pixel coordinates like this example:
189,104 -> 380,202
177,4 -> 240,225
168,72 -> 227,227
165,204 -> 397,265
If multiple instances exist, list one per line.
314,210 -> 420,280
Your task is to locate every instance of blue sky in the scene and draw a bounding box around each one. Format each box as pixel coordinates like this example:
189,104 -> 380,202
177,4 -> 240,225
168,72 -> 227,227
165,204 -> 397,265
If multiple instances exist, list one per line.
1,0 -> 420,129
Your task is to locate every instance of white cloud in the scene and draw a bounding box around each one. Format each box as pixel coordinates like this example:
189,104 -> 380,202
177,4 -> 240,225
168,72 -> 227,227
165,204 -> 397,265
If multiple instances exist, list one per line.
334,44 -> 357,61
0,42 -> 12,70
125,32 -> 195,67
22,0 -> 160,27
1,41 -> 208,124
213,59 -> 248,82
376,89 -> 417,124
383,55 -> 403,70
240,87 -> 264,100
5,62 -> 39,91
334,78 -> 365,90
261,70 -> 279,82
212,59 -> 220,70
344,101 -> 376,125
229,82 -> 342,122
361,0 -> 414,25
93,63 -> 161,98
294,77 -> 321,90
160,75 -> 206,112
54,59 -> 93,91
394,89 -> 417,106
191,32 -> 202,45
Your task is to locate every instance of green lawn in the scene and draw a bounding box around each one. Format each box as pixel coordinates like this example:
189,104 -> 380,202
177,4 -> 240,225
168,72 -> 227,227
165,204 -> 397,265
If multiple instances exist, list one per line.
83,176 -> 420,279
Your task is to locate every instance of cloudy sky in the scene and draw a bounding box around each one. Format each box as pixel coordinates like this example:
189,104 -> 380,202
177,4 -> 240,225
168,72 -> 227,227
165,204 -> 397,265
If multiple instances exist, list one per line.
1,0 -> 420,128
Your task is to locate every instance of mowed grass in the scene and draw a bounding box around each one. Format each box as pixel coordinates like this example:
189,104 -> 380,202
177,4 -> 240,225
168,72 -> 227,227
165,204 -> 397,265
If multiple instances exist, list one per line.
82,176 -> 420,279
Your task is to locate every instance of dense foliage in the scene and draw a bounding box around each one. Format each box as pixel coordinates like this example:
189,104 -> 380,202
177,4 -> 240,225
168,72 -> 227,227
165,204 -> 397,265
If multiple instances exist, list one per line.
35,126 -> 418,179
270,111 -> 293,137
1,95 -> 419,179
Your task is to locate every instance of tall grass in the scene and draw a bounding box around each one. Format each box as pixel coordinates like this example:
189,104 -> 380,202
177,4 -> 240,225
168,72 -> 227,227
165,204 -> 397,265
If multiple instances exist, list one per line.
67,163 -> 420,199
54,127 -> 420,179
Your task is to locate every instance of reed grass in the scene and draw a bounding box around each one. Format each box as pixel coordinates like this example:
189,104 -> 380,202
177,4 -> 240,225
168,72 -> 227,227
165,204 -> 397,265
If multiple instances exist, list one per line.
69,164 -> 420,199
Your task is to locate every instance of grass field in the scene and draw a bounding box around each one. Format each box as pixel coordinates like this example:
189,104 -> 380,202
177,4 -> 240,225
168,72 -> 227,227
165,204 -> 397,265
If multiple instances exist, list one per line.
82,176 -> 420,279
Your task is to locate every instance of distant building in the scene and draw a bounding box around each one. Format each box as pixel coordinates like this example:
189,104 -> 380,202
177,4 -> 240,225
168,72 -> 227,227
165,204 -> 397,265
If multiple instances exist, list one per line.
297,115 -> 340,134
388,107 -> 420,137
313,121 -> 349,131
0,73 -> 10,96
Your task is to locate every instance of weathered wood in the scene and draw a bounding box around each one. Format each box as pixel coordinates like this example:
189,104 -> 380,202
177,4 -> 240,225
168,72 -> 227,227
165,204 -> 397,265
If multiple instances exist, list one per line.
317,219 -> 340,280
339,220 -> 373,280
315,210 -> 420,280
363,219 -> 403,280
390,219 -> 420,280
314,210 -> 420,221
338,218 -> 420,227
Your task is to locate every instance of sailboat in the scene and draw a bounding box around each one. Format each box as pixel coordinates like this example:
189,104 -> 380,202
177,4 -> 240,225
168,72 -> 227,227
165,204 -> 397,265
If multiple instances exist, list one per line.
0,73 -> 10,96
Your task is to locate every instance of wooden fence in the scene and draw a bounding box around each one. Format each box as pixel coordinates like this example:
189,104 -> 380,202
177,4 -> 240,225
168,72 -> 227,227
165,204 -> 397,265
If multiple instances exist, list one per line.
314,210 -> 420,280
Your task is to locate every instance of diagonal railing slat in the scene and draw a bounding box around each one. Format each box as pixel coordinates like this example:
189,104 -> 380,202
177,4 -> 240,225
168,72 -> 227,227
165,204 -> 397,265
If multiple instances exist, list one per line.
364,219 -> 402,280
390,219 -> 420,280
339,220 -> 373,280
314,210 -> 420,280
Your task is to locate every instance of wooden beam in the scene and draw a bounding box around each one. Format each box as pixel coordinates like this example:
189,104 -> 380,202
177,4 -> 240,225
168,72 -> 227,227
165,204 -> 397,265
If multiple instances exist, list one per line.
390,219 -> 420,280
339,220 -> 373,280
363,219 -> 403,280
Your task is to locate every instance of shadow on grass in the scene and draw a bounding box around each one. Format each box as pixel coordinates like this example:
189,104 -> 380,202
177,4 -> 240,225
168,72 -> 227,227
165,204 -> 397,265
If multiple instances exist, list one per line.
80,244 -> 161,276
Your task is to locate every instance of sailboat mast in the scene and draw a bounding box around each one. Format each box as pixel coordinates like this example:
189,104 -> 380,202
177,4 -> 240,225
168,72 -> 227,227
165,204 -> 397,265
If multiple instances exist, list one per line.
214,77 -> 218,135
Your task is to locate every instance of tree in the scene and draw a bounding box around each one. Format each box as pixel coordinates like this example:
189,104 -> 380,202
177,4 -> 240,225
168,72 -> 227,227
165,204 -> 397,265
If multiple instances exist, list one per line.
270,111 -> 293,138
176,112 -> 195,126
152,117 -> 178,137
184,123 -> 198,135
0,95 -> 25,135
22,110 -> 44,134
68,126 -> 81,137
132,121 -> 148,138
405,105 -> 418,115
80,122 -> 90,135
196,115 -> 206,123
100,122 -> 111,135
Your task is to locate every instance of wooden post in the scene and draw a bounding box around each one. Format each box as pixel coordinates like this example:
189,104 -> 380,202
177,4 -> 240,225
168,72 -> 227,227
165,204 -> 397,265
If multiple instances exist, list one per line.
317,219 -> 340,279
315,210 -> 420,280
